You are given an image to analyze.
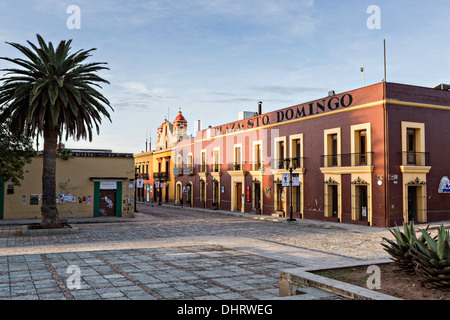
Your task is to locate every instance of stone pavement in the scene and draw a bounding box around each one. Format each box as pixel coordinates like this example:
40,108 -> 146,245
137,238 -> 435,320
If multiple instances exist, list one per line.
0,203 -> 448,300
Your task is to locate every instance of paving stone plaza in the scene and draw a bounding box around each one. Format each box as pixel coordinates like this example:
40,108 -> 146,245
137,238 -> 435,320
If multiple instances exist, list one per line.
0,203 -> 447,301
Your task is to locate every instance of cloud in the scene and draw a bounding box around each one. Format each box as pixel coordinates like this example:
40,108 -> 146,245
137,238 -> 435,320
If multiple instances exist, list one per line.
70,0 -> 319,39
249,85 -> 327,96
105,82 -> 177,113
199,97 -> 257,104
191,0 -> 318,38
120,82 -> 171,97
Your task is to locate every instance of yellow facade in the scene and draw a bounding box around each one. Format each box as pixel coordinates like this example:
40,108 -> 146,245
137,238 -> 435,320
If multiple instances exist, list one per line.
133,148 -> 176,204
1,154 -> 135,220
154,149 -> 175,204
134,150 -> 154,202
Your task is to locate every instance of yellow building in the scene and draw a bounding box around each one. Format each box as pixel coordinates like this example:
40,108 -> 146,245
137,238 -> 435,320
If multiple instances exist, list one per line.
0,150 -> 135,220
134,150 -> 154,202
152,149 -> 176,204
134,111 -> 189,205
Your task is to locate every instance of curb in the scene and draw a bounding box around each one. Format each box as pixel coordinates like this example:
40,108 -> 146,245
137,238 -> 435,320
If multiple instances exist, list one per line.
279,259 -> 401,300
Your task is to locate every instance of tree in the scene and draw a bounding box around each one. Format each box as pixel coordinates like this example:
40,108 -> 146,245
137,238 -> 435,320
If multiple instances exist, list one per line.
0,34 -> 113,227
0,119 -> 34,185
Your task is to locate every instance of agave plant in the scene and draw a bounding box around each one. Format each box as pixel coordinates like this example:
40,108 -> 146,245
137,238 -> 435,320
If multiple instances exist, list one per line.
381,222 -> 429,273
409,225 -> 450,289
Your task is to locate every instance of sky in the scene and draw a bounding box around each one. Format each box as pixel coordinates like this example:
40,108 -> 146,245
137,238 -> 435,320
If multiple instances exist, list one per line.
1,0 -> 449,154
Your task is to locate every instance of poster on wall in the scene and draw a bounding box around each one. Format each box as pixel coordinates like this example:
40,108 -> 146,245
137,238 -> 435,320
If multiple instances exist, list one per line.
292,173 -> 300,187
30,194 -> 39,205
282,173 -> 290,187
362,207 -> 367,217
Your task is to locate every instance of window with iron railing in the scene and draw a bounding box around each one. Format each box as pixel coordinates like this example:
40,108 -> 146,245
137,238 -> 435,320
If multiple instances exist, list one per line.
200,151 -> 207,172
253,143 -> 263,171
198,164 -> 207,173
321,153 -> 373,167
234,146 -> 242,170
271,157 -> 304,170
403,152 -> 430,166
213,149 -> 220,172
401,123 -> 428,166
153,172 -> 169,181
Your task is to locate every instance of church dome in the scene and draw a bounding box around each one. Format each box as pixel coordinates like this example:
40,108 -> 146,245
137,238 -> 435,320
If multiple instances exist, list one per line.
173,111 -> 187,127
157,119 -> 166,134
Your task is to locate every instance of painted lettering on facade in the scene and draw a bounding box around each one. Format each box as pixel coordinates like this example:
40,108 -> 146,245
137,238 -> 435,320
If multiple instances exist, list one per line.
213,94 -> 353,136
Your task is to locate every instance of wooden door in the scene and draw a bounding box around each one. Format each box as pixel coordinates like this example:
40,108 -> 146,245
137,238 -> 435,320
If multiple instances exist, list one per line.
236,183 -> 242,211
100,189 -> 116,216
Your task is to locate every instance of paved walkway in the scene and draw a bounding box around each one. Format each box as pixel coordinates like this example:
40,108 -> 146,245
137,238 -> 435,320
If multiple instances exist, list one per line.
0,203 -> 448,300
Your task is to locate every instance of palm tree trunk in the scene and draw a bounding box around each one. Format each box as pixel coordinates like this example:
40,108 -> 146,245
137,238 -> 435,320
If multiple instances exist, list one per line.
40,125 -> 60,228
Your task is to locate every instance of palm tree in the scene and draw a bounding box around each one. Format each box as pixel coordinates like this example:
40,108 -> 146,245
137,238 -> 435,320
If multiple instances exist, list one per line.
0,34 -> 113,228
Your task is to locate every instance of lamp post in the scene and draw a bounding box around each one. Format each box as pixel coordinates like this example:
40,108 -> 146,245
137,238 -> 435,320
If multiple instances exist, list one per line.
284,159 -> 296,222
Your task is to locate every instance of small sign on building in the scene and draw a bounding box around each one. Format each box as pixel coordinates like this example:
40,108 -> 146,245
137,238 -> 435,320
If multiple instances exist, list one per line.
101,181 -> 117,190
439,176 -> 450,193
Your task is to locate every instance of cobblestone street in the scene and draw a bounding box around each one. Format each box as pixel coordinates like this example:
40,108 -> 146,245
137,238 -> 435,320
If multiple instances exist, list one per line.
0,203 -> 443,301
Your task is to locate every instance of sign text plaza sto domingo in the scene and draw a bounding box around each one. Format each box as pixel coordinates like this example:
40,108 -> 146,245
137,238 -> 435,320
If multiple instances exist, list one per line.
133,81 -> 449,228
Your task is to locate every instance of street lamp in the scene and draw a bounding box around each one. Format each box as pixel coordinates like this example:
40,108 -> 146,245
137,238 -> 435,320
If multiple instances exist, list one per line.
284,158 -> 296,222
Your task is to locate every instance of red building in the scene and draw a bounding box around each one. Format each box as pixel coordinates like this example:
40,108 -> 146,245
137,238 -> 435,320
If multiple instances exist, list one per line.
173,82 -> 450,227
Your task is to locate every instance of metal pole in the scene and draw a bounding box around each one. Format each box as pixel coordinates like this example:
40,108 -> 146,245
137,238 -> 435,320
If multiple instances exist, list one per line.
134,167 -> 139,212
362,62 -> 365,86
158,179 -> 162,205
384,39 -> 387,82
287,166 -> 296,222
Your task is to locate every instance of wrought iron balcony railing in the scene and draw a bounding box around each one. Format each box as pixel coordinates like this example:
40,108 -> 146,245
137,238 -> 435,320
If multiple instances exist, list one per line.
271,157 -> 304,170
403,152 -> 431,166
320,152 -> 374,167
153,172 -> 169,181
